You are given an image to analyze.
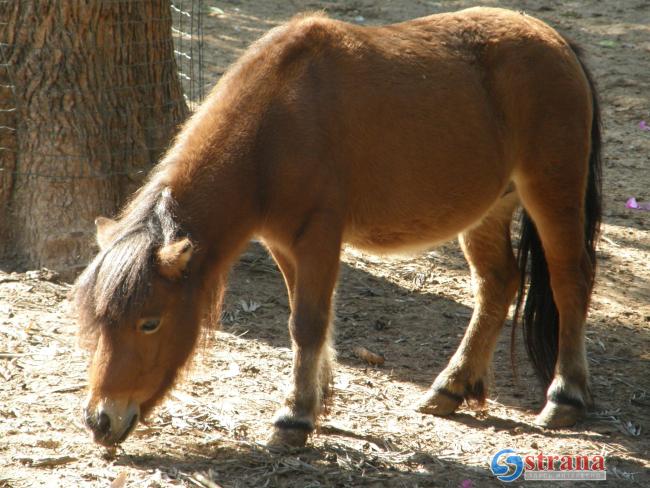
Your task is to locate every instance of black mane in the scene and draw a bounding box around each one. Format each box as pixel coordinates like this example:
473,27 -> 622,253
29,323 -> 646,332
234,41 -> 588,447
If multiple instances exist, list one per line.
73,180 -> 181,330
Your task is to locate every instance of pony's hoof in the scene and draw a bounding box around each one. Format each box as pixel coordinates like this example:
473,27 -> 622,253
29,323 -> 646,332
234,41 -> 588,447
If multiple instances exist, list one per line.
267,427 -> 310,448
416,387 -> 463,416
534,401 -> 584,428
267,417 -> 313,447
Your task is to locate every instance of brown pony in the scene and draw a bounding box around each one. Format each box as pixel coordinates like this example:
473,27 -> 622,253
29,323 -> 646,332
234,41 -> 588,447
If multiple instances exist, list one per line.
75,7 -> 601,447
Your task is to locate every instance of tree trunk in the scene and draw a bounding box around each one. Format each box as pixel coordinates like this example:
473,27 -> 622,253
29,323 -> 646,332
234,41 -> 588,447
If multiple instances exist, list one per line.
0,1 -> 188,278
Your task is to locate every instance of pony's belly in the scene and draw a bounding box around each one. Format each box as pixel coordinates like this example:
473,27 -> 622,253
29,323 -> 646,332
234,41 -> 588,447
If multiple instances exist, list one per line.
346,232 -> 450,255
344,214 -> 471,255
343,186 -> 508,254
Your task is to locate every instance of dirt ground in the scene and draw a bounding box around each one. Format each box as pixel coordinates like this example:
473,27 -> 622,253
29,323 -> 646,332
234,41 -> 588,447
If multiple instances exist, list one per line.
1,0 -> 649,486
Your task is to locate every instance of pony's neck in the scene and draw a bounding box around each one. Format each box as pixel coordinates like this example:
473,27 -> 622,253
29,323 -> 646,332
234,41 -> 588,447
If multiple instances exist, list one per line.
151,37 -> 284,275
157,100 -> 262,277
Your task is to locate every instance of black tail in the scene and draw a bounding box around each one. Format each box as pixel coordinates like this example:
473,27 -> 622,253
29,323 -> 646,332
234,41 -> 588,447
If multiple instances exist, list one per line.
513,42 -> 602,387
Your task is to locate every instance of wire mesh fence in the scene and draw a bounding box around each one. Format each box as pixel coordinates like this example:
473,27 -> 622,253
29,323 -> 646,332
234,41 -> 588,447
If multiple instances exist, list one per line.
172,0 -> 206,107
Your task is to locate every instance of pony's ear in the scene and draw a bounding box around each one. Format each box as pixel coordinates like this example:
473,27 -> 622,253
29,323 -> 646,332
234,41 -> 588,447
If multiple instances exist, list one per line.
157,237 -> 193,279
95,216 -> 118,250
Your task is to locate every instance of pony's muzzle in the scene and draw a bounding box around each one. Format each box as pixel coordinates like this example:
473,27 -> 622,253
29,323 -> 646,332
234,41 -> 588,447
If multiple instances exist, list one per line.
84,398 -> 140,446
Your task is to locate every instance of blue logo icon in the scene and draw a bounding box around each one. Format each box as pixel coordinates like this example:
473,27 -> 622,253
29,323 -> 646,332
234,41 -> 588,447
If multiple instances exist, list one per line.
490,449 -> 524,482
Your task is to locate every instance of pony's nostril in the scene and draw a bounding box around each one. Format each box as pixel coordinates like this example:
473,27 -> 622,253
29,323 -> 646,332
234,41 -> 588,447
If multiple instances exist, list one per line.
96,411 -> 111,436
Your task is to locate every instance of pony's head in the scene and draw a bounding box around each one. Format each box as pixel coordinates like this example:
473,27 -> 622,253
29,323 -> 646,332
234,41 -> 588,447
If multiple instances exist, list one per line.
74,187 -> 209,446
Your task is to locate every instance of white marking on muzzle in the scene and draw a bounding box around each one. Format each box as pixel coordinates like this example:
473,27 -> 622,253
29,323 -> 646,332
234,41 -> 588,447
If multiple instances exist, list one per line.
93,397 -> 140,444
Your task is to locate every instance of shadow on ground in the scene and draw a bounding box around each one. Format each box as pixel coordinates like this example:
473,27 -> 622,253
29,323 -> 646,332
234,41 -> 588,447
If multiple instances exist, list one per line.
114,436 -> 501,487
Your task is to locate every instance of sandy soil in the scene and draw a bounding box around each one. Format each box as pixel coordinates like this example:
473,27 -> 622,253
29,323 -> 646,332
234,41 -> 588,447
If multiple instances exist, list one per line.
1,1 -> 649,487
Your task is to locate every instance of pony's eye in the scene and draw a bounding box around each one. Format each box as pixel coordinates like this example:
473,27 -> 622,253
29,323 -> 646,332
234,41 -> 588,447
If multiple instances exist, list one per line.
139,319 -> 161,334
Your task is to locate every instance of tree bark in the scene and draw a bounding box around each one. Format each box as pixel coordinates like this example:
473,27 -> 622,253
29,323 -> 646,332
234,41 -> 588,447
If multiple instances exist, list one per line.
0,1 -> 188,277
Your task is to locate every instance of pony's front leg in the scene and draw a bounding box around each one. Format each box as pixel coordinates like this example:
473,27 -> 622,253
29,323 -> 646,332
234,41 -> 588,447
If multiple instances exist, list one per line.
267,221 -> 341,447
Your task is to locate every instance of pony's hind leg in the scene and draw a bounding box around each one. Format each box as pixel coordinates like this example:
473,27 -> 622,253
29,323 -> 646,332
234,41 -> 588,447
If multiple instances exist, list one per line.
418,192 -> 519,415
505,40 -> 600,428
266,217 -> 341,447
517,179 -> 595,428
